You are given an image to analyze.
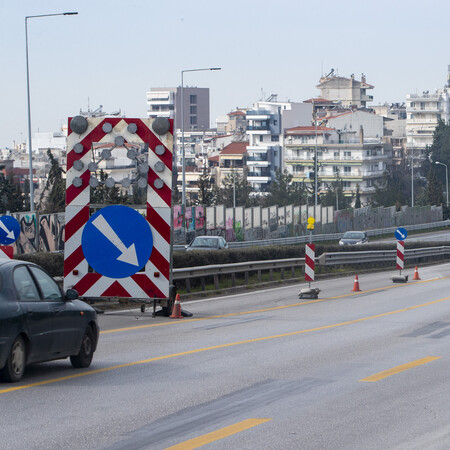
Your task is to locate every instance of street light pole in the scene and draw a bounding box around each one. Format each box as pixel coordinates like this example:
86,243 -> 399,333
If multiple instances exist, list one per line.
25,12 -> 78,212
435,161 -> 449,207
180,67 -> 221,214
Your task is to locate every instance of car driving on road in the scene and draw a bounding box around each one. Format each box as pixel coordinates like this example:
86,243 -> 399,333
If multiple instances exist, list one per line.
0,259 -> 99,382
339,231 -> 369,245
186,236 -> 229,251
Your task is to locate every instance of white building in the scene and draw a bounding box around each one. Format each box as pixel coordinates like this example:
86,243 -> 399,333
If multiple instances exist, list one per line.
245,97 -> 312,193
284,110 -> 390,205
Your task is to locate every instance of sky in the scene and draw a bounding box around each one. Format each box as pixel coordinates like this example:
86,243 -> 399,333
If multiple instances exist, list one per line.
1,0 -> 450,148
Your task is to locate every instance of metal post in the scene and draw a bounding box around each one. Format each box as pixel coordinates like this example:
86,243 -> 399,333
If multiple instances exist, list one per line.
314,102 -> 318,220
180,67 -> 221,239
25,12 -> 78,212
411,146 -> 414,208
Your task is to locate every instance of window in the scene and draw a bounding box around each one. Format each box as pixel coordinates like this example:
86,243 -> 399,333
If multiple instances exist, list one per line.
343,166 -> 351,173
271,135 -> 279,142
259,136 -> 264,142
30,267 -> 62,301
190,95 -> 197,104
190,116 -> 197,126
14,266 -> 39,301
190,105 -> 197,114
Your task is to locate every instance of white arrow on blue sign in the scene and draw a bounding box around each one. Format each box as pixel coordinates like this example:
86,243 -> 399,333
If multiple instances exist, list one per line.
0,215 -> 20,245
395,227 -> 408,241
81,205 -> 153,278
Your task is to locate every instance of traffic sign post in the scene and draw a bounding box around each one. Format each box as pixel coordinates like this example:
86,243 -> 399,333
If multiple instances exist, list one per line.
299,217 -> 320,299
392,230 -> 408,283
64,117 -> 173,302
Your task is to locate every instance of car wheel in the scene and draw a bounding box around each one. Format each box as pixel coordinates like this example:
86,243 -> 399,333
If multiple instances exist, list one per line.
0,336 -> 26,382
70,327 -> 94,369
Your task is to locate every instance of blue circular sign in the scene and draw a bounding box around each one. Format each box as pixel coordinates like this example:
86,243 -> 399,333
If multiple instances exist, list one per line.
395,227 -> 408,241
81,205 -> 153,278
0,215 -> 21,245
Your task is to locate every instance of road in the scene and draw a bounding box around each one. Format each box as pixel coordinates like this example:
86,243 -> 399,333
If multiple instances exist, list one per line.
2,262 -> 450,449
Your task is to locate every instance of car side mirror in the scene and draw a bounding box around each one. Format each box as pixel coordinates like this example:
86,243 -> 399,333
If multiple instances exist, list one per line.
65,288 -> 79,301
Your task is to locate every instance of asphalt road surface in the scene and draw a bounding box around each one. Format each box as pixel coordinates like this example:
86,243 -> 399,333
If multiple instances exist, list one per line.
2,262 -> 450,449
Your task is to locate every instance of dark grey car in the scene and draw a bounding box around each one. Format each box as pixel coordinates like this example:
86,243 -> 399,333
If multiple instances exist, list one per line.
339,231 -> 369,245
0,259 -> 99,382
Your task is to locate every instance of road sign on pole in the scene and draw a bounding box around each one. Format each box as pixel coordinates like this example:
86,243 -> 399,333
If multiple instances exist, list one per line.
395,227 -> 408,241
0,216 -> 20,245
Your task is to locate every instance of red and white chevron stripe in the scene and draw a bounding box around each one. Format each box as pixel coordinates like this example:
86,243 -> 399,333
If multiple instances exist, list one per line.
305,244 -> 315,282
0,245 -> 13,259
396,240 -> 405,270
64,117 -> 173,299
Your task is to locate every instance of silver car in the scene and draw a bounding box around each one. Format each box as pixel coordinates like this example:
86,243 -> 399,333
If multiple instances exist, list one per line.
339,231 -> 369,245
186,236 -> 228,251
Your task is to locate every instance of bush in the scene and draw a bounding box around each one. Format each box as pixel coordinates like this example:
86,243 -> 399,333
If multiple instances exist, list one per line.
16,252 -> 64,277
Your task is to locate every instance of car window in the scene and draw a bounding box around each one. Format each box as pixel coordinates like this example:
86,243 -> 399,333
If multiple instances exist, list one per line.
29,266 -> 63,301
13,266 -> 40,301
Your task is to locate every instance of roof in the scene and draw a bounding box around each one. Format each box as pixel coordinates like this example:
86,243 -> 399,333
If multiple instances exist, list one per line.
209,155 -> 219,162
303,98 -> 332,104
228,110 -> 246,117
220,141 -> 248,155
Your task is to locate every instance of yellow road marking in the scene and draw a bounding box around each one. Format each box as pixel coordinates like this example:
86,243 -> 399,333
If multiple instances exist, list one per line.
2,295 -> 450,395
360,356 -> 441,382
164,418 -> 271,449
101,276 -> 447,335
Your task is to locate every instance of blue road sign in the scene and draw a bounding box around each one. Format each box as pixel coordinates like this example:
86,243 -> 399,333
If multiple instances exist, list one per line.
81,205 -> 153,278
0,215 -> 20,245
395,227 -> 408,241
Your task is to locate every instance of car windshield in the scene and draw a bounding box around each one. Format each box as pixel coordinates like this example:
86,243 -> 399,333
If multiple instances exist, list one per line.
343,232 -> 364,239
191,238 -> 219,248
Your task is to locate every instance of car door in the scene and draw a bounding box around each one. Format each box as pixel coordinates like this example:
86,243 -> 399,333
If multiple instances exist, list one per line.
29,266 -> 83,354
13,265 -> 53,359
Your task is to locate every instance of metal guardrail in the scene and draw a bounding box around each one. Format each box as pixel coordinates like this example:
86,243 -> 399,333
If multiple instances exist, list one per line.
174,220 -> 450,251
173,246 -> 450,294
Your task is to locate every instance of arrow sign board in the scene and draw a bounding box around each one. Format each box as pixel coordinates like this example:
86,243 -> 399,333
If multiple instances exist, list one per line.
395,227 -> 408,241
81,205 -> 153,279
0,215 -> 20,245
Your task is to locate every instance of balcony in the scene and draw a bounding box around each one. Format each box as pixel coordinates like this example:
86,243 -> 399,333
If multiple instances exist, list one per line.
246,110 -> 272,119
247,175 -> 271,183
361,95 -> 373,101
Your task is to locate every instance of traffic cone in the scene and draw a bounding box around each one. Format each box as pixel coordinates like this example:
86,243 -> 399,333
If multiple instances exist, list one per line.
170,294 -> 183,319
352,274 -> 361,292
413,266 -> 421,280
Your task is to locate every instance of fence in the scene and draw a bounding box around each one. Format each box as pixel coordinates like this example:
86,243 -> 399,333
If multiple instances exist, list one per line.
8,204 -> 443,255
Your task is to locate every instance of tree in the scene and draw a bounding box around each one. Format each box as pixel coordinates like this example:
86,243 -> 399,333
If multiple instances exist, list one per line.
39,149 -> 66,213
213,170 -> 254,207
263,169 -> 309,207
373,165 -> 410,207
354,184 -> 362,208
0,168 -> 25,213
416,166 -> 443,206
193,165 -> 215,206
320,169 -> 351,210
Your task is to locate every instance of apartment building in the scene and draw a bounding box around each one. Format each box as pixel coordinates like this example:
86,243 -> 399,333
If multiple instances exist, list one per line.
217,141 -> 248,186
245,97 -> 312,193
284,110 -> 390,205
316,70 -> 374,108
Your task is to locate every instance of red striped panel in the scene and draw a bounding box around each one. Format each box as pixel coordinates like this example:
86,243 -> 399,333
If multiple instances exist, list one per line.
66,170 -> 91,205
131,273 -> 166,299
67,117 -> 122,168
64,246 -> 86,277
135,119 -> 173,170
149,246 -> 169,280
72,273 -> 103,296
147,204 -> 170,244
65,206 -> 90,242
147,167 -> 172,206
305,244 -> 315,282
101,281 -> 131,298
